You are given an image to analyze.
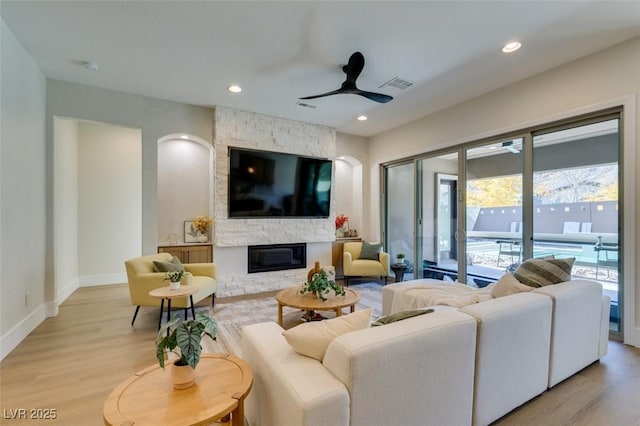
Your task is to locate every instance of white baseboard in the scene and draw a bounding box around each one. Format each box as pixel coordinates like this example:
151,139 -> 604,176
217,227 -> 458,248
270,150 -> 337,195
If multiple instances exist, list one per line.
624,325 -> 640,348
0,304 -> 47,361
57,278 -> 79,306
79,273 -> 127,287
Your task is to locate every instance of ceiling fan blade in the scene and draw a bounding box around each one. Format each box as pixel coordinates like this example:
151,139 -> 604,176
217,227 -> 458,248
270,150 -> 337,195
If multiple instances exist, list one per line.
354,90 -> 394,104
299,89 -> 344,100
344,52 -> 365,85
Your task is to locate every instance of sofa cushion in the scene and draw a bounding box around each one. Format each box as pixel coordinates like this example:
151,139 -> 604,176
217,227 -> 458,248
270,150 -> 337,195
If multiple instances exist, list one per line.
371,308 -> 434,326
491,272 -> 534,297
282,308 -> 372,361
358,241 -> 382,260
152,256 -> 184,273
513,257 -> 575,288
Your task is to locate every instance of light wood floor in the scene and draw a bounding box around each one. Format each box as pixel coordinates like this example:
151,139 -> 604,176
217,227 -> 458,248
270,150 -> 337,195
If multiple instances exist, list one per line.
1,284 -> 639,426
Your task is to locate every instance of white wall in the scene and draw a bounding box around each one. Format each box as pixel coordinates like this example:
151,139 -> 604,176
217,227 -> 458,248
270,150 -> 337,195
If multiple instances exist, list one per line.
0,19 -> 47,359
54,118 -> 78,303
336,132 -> 369,238
368,37 -> 640,346
77,121 -> 141,285
157,138 -> 211,243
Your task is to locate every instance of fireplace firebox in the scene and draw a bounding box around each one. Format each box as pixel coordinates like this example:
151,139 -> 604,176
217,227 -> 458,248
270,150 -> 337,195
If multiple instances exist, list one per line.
248,243 -> 306,273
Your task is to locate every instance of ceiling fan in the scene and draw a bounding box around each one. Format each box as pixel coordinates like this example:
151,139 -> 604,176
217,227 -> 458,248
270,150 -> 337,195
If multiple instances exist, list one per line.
299,52 -> 393,104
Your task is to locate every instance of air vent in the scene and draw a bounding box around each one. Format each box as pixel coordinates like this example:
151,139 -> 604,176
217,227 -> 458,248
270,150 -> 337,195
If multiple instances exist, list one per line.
378,76 -> 415,90
296,101 -> 316,109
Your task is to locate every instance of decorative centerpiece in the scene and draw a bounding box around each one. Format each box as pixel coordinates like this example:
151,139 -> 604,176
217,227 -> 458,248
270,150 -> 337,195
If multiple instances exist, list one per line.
300,262 -> 345,302
164,270 -> 186,290
193,215 -> 212,242
156,312 -> 217,389
395,253 -> 406,264
335,214 -> 349,238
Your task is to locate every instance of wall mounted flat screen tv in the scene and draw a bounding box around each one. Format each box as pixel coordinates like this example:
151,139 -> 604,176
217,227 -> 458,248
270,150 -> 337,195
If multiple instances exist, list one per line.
228,147 -> 332,218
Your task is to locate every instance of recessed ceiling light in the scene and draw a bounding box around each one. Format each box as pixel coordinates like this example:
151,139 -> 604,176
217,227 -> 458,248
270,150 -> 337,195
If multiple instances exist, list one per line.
180,135 -> 189,139
357,115 -> 368,121
502,41 -> 522,53
228,84 -> 242,93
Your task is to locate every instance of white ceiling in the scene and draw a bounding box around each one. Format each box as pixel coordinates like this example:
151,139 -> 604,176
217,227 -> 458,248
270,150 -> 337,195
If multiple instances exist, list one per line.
2,1 -> 639,137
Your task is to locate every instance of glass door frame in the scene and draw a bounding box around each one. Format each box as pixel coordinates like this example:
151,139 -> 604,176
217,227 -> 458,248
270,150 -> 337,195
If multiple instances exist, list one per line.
381,107 -> 624,341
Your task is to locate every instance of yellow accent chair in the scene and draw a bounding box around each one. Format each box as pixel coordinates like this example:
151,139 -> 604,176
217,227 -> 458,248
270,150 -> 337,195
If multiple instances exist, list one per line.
342,241 -> 390,286
124,253 -> 218,327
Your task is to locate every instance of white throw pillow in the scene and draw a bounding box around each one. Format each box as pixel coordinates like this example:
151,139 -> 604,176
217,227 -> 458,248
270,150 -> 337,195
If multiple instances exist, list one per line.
491,272 -> 534,298
282,308 -> 372,361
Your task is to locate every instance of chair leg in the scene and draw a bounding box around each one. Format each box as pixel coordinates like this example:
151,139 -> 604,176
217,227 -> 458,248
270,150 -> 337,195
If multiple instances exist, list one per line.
131,306 -> 141,326
184,308 -> 188,320
345,277 -> 349,287
211,293 -> 216,308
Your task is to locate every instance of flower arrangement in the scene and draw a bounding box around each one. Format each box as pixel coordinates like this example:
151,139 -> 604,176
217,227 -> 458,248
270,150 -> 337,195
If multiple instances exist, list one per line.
335,214 -> 348,230
193,215 -> 212,234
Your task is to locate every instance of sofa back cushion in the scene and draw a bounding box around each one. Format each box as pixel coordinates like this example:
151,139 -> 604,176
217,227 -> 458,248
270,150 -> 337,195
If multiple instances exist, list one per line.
323,310 -> 477,426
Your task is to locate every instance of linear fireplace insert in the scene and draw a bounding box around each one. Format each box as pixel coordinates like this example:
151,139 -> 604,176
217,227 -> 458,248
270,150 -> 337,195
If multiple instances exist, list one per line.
247,243 -> 306,273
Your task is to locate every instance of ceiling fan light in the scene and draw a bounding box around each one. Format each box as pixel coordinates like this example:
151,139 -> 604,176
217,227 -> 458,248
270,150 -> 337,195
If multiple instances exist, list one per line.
502,41 -> 522,53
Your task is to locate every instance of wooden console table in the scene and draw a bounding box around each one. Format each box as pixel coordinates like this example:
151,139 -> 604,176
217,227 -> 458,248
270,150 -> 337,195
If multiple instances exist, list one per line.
103,353 -> 253,426
158,243 -> 212,263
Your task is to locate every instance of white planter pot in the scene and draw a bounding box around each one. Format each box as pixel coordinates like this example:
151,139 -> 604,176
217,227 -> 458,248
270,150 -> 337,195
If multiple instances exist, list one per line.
396,258 -> 405,264
169,281 -> 181,290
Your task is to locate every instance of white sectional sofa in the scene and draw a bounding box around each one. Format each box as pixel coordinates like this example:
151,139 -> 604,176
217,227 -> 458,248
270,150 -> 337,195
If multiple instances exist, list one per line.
241,278 -> 609,426
242,310 -> 478,426
384,278 -> 610,425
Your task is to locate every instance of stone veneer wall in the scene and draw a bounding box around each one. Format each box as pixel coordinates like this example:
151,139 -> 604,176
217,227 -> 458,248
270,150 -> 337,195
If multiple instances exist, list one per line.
213,106 -> 336,296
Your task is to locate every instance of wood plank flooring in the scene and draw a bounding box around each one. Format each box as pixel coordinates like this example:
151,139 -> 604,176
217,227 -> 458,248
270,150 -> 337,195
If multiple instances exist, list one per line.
1,283 -> 639,425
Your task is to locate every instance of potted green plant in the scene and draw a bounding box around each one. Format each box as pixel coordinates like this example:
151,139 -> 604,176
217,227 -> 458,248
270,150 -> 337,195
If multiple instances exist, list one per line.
164,270 -> 186,290
395,253 -> 406,264
156,311 -> 217,389
300,267 -> 345,302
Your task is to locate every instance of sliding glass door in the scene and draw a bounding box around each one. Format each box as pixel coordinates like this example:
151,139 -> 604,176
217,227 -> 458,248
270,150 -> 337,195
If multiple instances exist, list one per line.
382,109 -> 622,335
532,118 -> 621,333
464,138 -> 524,287
384,162 -> 415,280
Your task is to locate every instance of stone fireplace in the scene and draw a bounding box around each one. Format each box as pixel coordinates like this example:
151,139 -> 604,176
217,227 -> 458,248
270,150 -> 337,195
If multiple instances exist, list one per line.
212,106 -> 336,296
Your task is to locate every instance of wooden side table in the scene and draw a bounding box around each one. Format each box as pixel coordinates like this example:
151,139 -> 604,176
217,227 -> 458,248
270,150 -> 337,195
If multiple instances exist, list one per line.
103,353 -> 253,426
149,286 -> 198,330
276,287 -> 360,327
390,263 -> 409,282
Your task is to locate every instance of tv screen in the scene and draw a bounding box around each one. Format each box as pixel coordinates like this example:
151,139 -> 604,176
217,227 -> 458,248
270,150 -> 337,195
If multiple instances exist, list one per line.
228,147 -> 332,218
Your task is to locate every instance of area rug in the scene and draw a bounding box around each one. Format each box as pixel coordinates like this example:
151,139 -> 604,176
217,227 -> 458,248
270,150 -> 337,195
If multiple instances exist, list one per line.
202,282 -> 384,356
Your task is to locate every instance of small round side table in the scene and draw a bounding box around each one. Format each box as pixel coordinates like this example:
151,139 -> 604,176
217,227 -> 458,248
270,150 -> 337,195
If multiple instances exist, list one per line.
149,285 -> 198,330
390,263 -> 409,282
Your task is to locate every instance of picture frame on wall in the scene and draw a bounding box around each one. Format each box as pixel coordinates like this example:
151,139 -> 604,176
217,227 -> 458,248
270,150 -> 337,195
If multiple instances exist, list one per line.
184,221 -> 198,243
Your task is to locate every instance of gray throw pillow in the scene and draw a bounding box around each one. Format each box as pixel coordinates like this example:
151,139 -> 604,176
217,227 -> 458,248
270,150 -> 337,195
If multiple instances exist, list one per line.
358,241 -> 383,260
371,308 -> 434,326
152,256 -> 185,273
513,257 -> 574,288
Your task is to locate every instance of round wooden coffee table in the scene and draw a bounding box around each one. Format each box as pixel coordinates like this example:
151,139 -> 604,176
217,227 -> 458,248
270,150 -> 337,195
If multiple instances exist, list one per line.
103,353 -> 252,426
276,286 -> 360,326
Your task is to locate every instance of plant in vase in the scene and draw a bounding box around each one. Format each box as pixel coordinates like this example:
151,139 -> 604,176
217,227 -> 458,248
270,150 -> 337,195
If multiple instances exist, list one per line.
395,253 -> 406,264
193,215 -> 212,242
156,311 -> 217,389
300,267 -> 345,302
164,270 -> 187,290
